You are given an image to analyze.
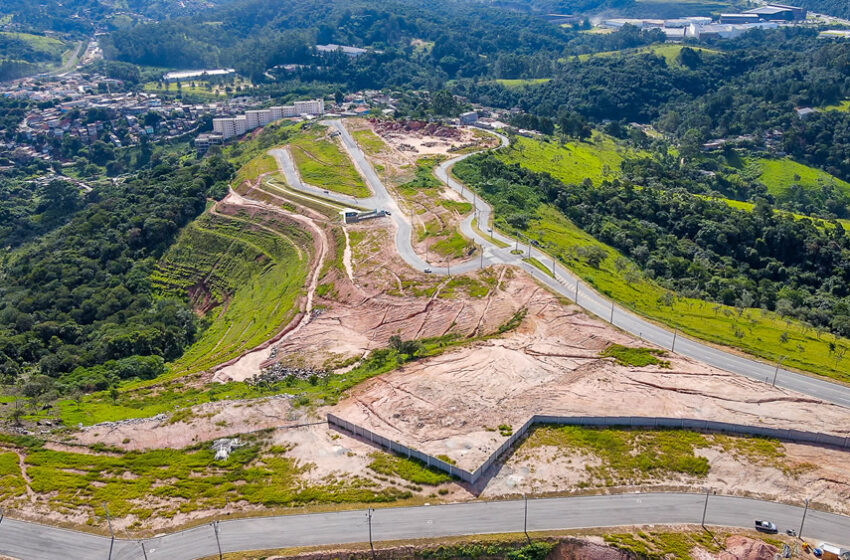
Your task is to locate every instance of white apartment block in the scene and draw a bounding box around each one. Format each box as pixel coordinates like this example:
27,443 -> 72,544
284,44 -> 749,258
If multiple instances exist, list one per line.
211,98 -> 324,139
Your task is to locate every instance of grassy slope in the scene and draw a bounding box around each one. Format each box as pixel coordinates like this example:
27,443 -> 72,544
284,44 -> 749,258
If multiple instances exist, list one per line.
497,132 -> 632,185
290,126 -> 370,197
351,128 -> 387,155
0,31 -> 66,58
757,157 -> 850,198
820,100 -> 850,112
152,210 -> 310,378
528,204 -> 850,382
577,44 -> 720,65
475,137 -> 850,382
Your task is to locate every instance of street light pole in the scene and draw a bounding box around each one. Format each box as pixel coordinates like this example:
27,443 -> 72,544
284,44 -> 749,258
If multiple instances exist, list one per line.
701,488 -> 710,528
103,502 -> 115,560
212,521 -> 223,560
140,541 -> 149,560
799,498 -> 809,538
367,507 -> 376,560
672,328 -> 678,352
523,494 -> 530,543
772,356 -> 787,387
610,301 -> 615,324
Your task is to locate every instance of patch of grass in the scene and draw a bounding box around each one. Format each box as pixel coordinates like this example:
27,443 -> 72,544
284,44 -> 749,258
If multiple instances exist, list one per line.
498,424 -> 513,437
439,274 -> 492,299
527,427 -> 712,484
0,452 -> 26,501
600,344 -> 670,368
523,256 -> 554,278
756,157 -> 850,199
2,434 -> 408,525
440,199 -> 473,214
368,452 -> 452,485
351,128 -> 388,155
820,99 -> 850,112
289,126 -> 370,197
398,157 -> 446,195
526,426 -> 787,487
497,132 -> 634,186
233,152 -> 278,189
604,530 -> 722,560
494,78 -> 551,89
432,230 -> 474,258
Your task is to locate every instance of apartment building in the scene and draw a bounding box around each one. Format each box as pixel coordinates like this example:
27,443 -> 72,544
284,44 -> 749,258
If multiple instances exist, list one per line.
212,98 -> 325,139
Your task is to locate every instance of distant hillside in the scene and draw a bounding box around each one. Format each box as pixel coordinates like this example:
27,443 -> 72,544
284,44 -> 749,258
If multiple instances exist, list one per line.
800,0 -> 850,18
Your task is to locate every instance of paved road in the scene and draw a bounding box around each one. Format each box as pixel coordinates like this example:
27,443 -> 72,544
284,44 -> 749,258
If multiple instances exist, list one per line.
271,120 -> 850,407
1,493 -> 847,560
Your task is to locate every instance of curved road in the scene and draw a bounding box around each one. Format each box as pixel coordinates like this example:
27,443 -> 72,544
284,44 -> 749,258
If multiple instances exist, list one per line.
2,493 -> 847,560
276,120 -> 850,409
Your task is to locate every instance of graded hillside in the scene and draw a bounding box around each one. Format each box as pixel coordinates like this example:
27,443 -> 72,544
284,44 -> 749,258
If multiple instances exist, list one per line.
152,205 -> 312,378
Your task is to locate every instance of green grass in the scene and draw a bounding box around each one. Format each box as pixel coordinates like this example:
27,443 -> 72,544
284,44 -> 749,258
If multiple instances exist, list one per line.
152,210 -> 310,379
431,230 -> 473,258
233,152 -> 278,188
439,199 -> 473,214
600,344 -> 670,368
523,256 -> 554,278
351,128 -> 388,155
0,434 -> 409,526
368,452 -> 453,485
498,133 -> 633,186
523,204 -> 850,382
756,157 -> 850,199
494,78 -> 551,89
524,426 -> 785,487
820,99 -> 850,112
0,32 -> 66,59
604,531 -> 722,560
0,452 -> 26,501
438,273 -> 494,299
289,126 -> 370,197
576,44 -> 719,66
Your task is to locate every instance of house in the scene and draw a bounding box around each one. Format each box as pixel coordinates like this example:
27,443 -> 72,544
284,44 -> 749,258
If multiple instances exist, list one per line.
460,111 -> 479,125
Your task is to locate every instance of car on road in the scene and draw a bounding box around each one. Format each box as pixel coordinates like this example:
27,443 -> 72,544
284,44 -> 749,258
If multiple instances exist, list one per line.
424,268 -> 432,274
754,520 -> 778,533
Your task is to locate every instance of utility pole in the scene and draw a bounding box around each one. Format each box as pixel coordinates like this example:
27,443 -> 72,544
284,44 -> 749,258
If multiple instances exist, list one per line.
367,507 -> 376,560
551,258 -> 556,278
480,245 -> 484,269
799,498 -> 809,538
212,521 -> 223,560
610,301 -> 614,324
772,356 -> 787,387
701,488 -> 711,528
523,494 -> 530,543
671,328 -> 678,352
139,541 -> 149,560
574,281 -> 579,304
103,502 -> 115,560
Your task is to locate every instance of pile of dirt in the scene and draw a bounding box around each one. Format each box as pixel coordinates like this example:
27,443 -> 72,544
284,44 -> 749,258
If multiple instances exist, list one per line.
372,119 -> 462,139
548,539 -> 636,560
719,536 -> 777,560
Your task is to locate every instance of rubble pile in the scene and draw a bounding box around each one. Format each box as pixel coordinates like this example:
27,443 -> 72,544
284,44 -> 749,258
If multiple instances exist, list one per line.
250,364 -> 328,385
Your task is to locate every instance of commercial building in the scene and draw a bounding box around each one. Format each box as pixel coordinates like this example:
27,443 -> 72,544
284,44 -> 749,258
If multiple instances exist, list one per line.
719,13 -> 763,24
212,98 -> 325,140
460,111 -> 479,125
316,44 -> 368,57
686,21 -> 778,40
745,4 -> 806,21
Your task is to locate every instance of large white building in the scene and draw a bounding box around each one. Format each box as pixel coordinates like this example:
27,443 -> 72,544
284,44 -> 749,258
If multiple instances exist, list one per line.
212,98 -> 325,139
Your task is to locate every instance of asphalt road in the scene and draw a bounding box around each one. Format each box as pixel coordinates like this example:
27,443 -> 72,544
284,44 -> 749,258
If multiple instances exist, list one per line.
273,120 -> 850,407
1,493 -> 846,560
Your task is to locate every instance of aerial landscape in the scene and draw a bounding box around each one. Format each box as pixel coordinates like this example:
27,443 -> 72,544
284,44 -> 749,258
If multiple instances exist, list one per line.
3,0 -> 850,559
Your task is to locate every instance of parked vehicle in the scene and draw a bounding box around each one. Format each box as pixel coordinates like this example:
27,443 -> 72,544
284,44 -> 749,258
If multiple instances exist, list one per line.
755,520 -> 778,533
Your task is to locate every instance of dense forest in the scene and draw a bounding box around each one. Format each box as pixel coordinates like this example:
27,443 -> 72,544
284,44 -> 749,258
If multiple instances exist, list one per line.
457,30 -> 850,183
0,156 -> 233,395
456,153 -> 850,339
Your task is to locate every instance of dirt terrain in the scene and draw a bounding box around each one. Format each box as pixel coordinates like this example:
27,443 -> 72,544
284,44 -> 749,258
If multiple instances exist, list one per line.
344,118 -> 490,266
43,119 -> 850,530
